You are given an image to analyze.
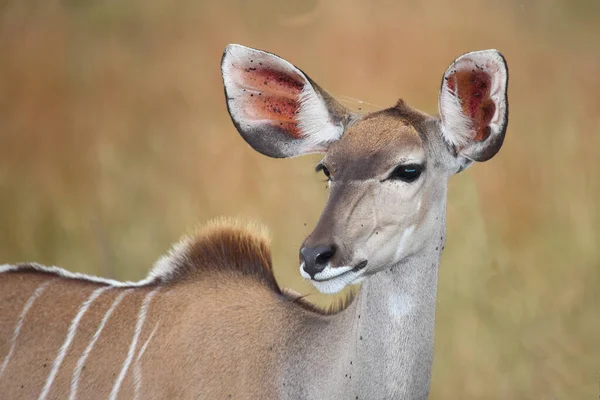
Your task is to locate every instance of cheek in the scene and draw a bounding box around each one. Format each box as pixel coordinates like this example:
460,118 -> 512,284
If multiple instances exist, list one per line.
362,184 -> 423,265
374,183 -> 423,223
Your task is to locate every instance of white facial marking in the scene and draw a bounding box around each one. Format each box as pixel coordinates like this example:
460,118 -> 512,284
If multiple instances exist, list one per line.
0,279 -> 54,377
388,292 -> 414,319
38,286 -> 109,400
70,289 -> 131,400
133,322 -> 160,400
394,225 -> 416,262
109,287 -> 160,400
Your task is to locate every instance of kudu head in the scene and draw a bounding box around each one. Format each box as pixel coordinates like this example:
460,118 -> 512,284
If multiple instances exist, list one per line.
221,44 -> 508,294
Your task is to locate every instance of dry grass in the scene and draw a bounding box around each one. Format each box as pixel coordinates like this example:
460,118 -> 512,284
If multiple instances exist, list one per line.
1,0 -> 599,397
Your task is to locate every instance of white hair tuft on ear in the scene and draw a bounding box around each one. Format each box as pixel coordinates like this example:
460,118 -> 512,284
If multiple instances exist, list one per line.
439,85 -> 474,148
297,84 -> 343,150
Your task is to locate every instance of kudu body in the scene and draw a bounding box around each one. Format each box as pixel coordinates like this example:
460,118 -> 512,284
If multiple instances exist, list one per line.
0,44 -> 508,399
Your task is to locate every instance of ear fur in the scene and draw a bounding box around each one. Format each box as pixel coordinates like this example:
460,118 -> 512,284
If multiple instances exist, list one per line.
439,50 -> 509,162
221,44 -> 350,158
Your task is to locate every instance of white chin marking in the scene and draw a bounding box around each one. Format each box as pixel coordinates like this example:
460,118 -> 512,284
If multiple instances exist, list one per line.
311,278 -> 351,295
313,265 -> 351,280
310,266 -> 363,295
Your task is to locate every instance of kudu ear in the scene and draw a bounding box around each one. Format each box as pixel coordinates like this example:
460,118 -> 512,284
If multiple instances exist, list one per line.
438,50 -> 509,162
221,44 -> 351,158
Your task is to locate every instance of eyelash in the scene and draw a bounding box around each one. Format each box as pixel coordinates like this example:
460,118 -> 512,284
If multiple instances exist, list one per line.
385,164 -> 424,183
316,164 -> 331,180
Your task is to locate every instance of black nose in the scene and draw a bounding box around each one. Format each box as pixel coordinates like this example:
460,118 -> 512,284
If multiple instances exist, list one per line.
300,244 -> 336,278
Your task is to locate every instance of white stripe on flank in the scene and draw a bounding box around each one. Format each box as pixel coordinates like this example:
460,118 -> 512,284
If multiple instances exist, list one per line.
109,287 -> 160,400
133,322 -> 160,400
38,286 -> 110,400
70,289 -> 131,400
0,279 -> 54,378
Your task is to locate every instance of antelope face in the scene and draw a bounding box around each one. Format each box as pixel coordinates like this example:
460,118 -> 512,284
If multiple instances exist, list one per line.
222,44 -> 508,294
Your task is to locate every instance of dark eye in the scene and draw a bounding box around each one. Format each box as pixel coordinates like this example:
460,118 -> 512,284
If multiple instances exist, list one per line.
388,164 -> 423,183
316,164 -> 331,180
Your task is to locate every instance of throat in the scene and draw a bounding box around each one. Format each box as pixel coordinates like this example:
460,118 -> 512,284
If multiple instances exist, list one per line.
347,243 -> 441,397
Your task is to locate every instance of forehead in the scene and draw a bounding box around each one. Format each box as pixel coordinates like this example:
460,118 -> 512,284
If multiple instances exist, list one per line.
324,105 -> 428,179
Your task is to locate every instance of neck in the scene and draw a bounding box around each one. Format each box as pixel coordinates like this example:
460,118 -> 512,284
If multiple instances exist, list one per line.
281,220 -> 445,399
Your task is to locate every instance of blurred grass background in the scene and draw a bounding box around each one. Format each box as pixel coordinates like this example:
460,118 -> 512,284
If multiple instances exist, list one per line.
1,0 -> 599,398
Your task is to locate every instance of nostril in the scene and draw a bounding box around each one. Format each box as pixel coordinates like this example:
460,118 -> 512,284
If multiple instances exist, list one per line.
315,249 -> 334,266
314,244 -> 336,268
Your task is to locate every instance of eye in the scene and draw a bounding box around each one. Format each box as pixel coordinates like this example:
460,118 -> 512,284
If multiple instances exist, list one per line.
388,164 -> 423,183
315,164 -> 331,180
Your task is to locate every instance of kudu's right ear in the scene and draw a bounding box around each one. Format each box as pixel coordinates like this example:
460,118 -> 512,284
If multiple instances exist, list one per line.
221,44 -> 350,158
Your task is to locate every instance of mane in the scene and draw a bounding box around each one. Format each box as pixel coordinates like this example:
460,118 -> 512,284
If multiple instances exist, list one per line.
149,218 -> 280,293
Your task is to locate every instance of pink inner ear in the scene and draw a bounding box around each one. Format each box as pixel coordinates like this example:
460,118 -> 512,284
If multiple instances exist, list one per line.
446,69 -> 496,142
232,64 -> 306,138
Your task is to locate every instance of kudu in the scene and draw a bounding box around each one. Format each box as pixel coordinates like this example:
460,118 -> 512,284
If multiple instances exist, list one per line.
0,44 -> 508,399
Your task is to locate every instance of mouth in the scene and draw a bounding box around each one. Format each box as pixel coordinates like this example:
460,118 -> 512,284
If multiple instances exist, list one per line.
306,260 -> 368,295
312,260 -> 368,282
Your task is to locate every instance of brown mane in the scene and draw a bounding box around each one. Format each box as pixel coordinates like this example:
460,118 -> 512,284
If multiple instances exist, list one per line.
150,218 -> 280,293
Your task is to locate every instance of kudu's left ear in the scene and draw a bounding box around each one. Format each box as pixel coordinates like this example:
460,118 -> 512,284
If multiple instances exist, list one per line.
438,50 -> 509,162
221,44 -> 351,158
